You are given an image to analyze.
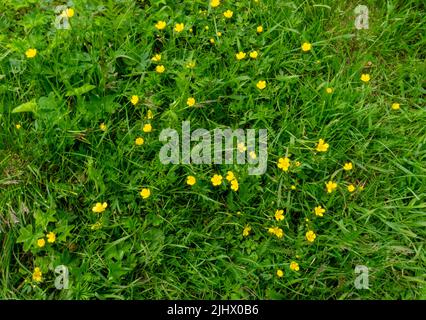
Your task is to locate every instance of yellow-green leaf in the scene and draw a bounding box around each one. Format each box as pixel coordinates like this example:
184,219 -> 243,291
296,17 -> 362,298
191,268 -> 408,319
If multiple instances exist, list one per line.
66,84 -> 96,97
12,100 -> 37,114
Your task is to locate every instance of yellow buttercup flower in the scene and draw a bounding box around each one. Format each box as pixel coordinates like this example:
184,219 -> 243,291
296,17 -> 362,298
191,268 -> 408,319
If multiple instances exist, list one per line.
275,227 -> 284,238
316,139 -> 329,152
290,261 -> 300,271
347,184 -> 356,192
301,42 -> 312,52
249,51 -> 258,59
243,225 -> 251,237
237,142 -> 247,152
25,48 -> 37,58
155,21 -> 166,30
46,231 -> 56,243
361,73 -> 370,82
151,54 -> 161,62
211,174 -> 223,186
216,31 -> 222,37
275,209 -> 284,221
326,87 -> 333,94
223,10 -> 233,18
276,269 -> 284,278
205,26 -> 209,30
257,25 -> 263,33
256,80 -> 266,90
32,267 -> 42,282
66,8 -> 75,18
130,95 -> 139,105
15,123 -> 21,129
249,151 -> 257,159
135,137 -> 144,145
230,179 -> 239,191
210,38 -> 215,44
187,97 -> 196,107
46,232 -> 56,243
236,51 -> 246,60
100,123 -> 107,131
343,162 -> 353,171
268,226 -> 284,238
37,238 -> 45,248
186,61 -> 196,69
314,206 -> 325,217
92,202 -> 108,213
391,103 -> 400,110
211,0 -> 220,8
277,157 -> 290,172
325,181 -> 337,193
174,23 -> 185,33
90,221 -> 102,230
306,230 -> 316,242
290,185 -> 296,190
143,123 -> 152,132
140,188 -> 151,199
155,65 -> 165,73
226,171 -> 235,182
186,175 -> 196,186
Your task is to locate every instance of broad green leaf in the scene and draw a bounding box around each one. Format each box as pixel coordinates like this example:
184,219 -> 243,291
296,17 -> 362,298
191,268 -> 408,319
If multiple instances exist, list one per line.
12,100 -> 37,114
38,92 -> 59,112
66,84 -> 96,97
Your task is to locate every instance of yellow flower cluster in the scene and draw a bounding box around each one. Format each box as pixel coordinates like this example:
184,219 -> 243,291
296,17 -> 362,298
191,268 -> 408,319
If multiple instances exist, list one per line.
140,188 -> 151,199
316,139 -> 329,152
32,267 -> 42,282
226,171 -> 239,191
268,226 -> 284,239
187,97 -> 196,107
186,175 -> 196,186
92,202 -> 107,213
36,232 -> 56,248
275,209 -> 284,221
277,157 -> 290,172
211,174 -> 223,186
243,225 -> 251,237
209,171 -> 239,191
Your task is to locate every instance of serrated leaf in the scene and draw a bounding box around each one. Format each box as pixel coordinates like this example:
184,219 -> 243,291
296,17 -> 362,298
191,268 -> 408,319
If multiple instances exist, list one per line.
34,209 -> 57,230
16,224 -> 37,252
16,224 -> 33,244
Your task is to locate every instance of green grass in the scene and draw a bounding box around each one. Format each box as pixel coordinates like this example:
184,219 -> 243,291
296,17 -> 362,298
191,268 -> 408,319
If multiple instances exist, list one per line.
0,0 -> 425,300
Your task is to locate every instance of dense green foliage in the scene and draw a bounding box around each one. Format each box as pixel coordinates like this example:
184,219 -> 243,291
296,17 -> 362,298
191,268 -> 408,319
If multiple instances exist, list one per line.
0,0 -> 425,299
